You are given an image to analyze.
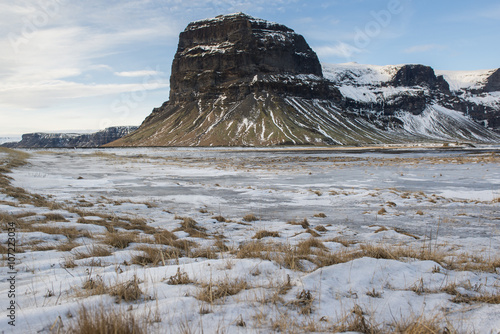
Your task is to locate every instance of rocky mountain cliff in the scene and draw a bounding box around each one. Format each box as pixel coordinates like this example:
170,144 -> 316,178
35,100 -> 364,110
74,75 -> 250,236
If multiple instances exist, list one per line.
108,13 -> 500,147
2,126 -> 138,148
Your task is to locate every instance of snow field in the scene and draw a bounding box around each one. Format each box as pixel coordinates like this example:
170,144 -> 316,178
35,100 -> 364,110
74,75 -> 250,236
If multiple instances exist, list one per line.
0,147 -> 499,333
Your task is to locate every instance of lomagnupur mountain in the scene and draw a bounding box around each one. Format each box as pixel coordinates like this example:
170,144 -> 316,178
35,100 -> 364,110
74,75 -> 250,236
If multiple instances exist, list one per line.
108,13 -> 500,147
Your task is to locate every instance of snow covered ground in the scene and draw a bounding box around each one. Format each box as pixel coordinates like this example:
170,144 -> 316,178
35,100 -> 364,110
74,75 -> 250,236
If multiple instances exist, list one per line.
0,146 -> 499,333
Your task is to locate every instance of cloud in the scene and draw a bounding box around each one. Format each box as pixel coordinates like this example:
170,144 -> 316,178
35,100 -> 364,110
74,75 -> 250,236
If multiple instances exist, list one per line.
0,80 -> 169,110
314,42 -> 363,59
114,70 -> 163,78
403,44 -> 447,54
0,1 -> 176,114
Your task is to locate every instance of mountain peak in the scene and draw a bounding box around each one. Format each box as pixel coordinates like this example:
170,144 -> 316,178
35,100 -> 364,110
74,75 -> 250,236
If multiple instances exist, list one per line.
168,12 -> 328,105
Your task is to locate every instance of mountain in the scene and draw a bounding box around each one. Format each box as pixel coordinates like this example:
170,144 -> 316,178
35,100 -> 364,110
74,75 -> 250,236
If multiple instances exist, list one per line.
107,13 -> 500,147
324,63 -> 500,135
2,126 -> 138,148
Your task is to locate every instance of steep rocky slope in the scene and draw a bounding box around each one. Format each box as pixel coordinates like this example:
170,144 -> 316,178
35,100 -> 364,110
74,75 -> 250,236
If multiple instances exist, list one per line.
2,126 -> 138,148
108,13 -> 500,147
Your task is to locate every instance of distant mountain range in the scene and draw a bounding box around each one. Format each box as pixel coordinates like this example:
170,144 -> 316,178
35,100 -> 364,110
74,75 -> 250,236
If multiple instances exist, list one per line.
105,13 -> 499,147
2,126 -> 138,148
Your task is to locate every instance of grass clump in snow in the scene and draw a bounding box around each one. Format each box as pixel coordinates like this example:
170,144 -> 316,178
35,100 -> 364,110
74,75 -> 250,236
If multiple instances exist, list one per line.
67,305 -> 146,334
287,218 -> 310,229
102,231 -> 138,249
195,277 -> 248,303
212,215 -> 226,222
109,275 -> 143,303
390,313 -> 456,334
174,217 -> 208,238
132,245 -> 182,266
153,229 -> 178,244
242,214 -> 259,222
253,230 -> 280,239
166,267 -> 192,285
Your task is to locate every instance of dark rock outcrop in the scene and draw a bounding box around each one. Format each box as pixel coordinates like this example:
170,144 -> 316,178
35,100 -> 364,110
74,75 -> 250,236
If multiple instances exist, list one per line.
169,13 -> 329,104
484,68 -> 500,93
390,64 -> 448,91
2,126 -> 138,148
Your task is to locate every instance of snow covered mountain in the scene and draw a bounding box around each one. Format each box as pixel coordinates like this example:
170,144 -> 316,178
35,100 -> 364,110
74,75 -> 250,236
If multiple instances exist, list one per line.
108,13 -> 500,147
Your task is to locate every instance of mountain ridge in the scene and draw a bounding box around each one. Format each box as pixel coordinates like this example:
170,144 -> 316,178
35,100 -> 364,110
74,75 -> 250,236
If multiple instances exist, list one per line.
2,126 -> 138,148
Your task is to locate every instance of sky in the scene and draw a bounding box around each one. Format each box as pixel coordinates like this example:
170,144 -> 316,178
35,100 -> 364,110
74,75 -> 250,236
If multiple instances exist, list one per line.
1,0 -> 499,136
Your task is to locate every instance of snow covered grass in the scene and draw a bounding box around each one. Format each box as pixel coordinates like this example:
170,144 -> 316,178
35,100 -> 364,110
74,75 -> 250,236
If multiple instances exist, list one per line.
0,147 -> 499,333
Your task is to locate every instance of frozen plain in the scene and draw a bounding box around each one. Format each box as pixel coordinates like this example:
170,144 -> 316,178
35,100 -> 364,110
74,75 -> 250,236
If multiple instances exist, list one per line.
0,146 -> 499,333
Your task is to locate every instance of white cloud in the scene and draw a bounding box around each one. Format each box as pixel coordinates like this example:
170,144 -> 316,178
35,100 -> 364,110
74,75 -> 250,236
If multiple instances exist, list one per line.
115,70 -> 163,78
0,1 -> 175,113
403,44 -> 446,54
0,80 -> 168,109
314,42 -> 363,59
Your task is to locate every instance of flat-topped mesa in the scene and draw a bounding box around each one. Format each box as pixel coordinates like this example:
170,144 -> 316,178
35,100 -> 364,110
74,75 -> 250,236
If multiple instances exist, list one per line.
169,12 -> 333,103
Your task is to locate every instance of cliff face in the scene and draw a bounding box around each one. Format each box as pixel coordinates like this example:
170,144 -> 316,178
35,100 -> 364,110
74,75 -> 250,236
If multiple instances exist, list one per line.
169,13 -> 326,103
2,126 -> 138,148
108,13 -> 500,147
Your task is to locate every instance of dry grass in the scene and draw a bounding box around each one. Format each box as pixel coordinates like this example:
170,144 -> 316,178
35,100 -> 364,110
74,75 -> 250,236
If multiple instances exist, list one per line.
252,230 -> 280,239
291,289 -> 314,315
296,238 -> 327,253
195,277 -> 248,303
42,213 -> 68,222
66,305 -> 146,334
74,245 -> 112,259
57,240 -> 79,252
174,217 -> 208,238
333,305 -> 379,333
81,275 -> 106,296
288,218 -> 310,229
212,215 -> 226,222
452,291 -> 500,304
305,228 -> 320,237
75,213 -> 156,234
390,313 -> 456,334
448,253 -> 500,273
102,231 -> 137,249
62,256 -> 78,269
153,229 -> 178,244
190,247 -> 218,259
166,268 -> 191,285
313,213 -> 326,218
109,275 -> 143,303
377,208 -> 387,215
131,245 -> 181,266
314,225 -> 327,232
25,225 -> 90,240
242,214 -> 258,222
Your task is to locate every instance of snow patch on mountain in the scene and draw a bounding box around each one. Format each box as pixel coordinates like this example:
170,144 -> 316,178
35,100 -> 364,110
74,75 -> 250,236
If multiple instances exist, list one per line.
436,69 -> 495,91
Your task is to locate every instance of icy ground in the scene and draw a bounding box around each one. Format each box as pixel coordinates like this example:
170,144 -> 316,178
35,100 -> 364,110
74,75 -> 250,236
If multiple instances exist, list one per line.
0,146 -> 499,333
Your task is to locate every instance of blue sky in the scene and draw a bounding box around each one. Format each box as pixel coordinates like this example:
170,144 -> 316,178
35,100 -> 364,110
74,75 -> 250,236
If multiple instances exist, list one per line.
1,0 -> 499,136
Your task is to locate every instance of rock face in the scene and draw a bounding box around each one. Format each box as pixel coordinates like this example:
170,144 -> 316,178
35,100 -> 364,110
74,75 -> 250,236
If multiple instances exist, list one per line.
109,13 -> 500,147
484,68 -> 500,93
169,13 -> 327,103
2,126 -> 138,148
